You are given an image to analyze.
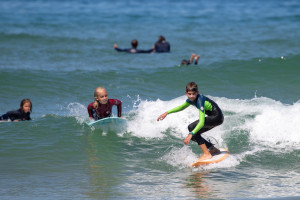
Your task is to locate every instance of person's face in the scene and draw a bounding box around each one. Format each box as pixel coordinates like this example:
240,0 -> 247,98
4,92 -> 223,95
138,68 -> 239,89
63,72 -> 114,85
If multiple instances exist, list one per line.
96,89 -> 108,104
22,102 -> 31,113
185,90 -> 198,102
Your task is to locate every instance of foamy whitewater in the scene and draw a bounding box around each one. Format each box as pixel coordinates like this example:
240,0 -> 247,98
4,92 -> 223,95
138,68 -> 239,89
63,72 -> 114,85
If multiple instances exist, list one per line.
1,0 -> 300,199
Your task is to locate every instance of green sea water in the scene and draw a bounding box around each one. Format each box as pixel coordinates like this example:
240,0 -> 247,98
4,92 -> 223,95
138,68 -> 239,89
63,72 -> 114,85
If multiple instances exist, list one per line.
1,0 -> 300,199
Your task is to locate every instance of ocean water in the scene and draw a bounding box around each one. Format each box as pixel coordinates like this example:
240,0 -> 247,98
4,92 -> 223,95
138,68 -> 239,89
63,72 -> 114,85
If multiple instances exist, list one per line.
1,0 -> 300,199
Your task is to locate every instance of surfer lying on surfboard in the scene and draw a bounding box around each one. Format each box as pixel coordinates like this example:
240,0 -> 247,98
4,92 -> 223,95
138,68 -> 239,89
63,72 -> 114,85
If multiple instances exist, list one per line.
157,82 -> 224,162
0,98 -> 32,122
87,87 -> 123,120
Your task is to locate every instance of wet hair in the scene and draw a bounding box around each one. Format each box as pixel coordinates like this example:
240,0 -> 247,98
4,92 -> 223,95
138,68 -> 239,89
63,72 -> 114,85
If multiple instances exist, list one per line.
93,87 -> 106,109
131,39 -> 138,48
20,98 -> 32,112
186,82 -> 198,92
158,35 -> 165,43
181,59 -> 189,65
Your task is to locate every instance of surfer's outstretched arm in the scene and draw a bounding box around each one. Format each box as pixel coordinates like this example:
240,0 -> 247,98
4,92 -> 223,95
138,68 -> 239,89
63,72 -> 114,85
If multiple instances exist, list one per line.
157,112 -> 168,121
157,102 -> 190,121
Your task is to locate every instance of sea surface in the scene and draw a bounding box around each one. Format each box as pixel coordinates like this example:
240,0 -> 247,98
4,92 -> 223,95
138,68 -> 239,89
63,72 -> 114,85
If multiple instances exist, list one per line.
1,0 -> 300,199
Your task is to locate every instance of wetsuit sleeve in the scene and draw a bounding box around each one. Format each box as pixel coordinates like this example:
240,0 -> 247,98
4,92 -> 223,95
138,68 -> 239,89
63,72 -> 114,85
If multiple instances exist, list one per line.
190,110 -> 205,135
6,110 -> 21,121
114,47 -> 129,52
190,101 -> 212,135
167,101 -> 190,114
111,99 -> 122,117
136,49 -> 153,53
26,113 -> 31,121
87,103 -> 94,118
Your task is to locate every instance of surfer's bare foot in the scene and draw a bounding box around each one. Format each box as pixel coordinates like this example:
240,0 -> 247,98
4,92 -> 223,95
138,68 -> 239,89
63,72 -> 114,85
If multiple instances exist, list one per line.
189,53 -> 196,63
197,153 -> 212,161
209,147 -> 221,156
194,55 -> 200,64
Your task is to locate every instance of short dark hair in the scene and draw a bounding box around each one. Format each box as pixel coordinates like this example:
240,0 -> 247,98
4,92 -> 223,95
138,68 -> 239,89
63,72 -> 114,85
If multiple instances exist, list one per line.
158,35 -> 165,43
131,39 -> 138,48
186,82 -> 198,92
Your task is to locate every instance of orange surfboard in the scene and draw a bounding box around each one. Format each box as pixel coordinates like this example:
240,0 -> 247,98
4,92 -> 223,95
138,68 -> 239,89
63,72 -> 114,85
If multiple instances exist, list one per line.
192,148 -> 229,167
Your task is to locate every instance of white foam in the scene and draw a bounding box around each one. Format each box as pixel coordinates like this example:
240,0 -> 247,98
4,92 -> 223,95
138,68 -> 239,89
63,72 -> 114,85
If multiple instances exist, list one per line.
126,95 -> 300,168
127,96 -> 225,141
216,96 -> 300,149
65,95 -> 300,156
160,146 -> 240,170
66,102 -> 89,124
161,145 -> 198,169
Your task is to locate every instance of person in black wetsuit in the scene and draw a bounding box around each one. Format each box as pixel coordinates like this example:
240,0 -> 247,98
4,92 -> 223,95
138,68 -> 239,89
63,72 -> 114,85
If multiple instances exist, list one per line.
154,35 -> 170,53
114,39 -> 154,53
157,82 -> 224,161
0,99 -> 32,121
181,53 -> 201,65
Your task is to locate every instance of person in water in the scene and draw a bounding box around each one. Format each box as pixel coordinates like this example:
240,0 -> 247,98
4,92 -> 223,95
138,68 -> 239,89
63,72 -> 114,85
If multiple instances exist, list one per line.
87,87 -> 122,120
181,53 -> 200,65
0,98 -> 32,121
157,82 -> 224,161
154,35 -> 170,53
113,39 -> 154,54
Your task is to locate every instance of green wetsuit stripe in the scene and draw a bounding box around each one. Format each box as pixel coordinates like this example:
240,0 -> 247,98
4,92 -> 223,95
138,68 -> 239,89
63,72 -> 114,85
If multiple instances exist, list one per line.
167,101 -> 190,114
191,101 -> 213,134
167,100 -> 213,135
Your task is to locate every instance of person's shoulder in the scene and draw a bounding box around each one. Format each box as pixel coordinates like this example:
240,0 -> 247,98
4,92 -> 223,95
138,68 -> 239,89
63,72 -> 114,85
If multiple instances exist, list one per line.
109,98 -> 121,101
109,99 -> 122,104
6,109 -> 19,115
87,102 -> 94,108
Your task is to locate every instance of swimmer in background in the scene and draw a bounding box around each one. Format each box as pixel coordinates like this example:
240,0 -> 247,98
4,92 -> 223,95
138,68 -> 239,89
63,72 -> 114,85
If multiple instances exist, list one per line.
181,53 -> 200,66
114,39 -> 154,54
87,87 -> 123,120
154,35 -> 170,53
0,99 -> 32,121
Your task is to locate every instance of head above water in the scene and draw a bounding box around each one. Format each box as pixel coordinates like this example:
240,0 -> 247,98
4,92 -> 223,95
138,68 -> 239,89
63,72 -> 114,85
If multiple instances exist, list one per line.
94,87 -> 108,107
158,35 -> 166,43
186,82 -> 198,93
181,59 -> 189,65
131,39 -> 138,49
185,82 -> 199,102
20,98 -> 32,113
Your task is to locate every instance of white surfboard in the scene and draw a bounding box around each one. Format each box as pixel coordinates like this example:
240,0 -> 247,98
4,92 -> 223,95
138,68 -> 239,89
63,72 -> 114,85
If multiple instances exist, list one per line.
86,117 -> 127,131
192,148 -> 229,167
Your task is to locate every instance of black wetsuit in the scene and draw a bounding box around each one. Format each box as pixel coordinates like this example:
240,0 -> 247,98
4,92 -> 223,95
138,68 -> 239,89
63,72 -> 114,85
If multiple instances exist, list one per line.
114,47 -> 153,53
154,41 -> 170,53
188,97 -> 224,149
168,95 -> 223,149
0,109 -> 31,121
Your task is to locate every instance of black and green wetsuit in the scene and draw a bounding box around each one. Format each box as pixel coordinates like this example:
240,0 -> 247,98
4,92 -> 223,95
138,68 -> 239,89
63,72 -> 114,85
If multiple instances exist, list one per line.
167,94 -> 224,148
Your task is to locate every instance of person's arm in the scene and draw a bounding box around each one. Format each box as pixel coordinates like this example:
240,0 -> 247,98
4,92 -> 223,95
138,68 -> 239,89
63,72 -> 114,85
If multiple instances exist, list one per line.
114,44 -> 128,52
191,111 -> 205,135
190,100 -> 212,135
136,48 -> 154,53
87,103 -> 94,119
114,47 -> 128,52
114,99 -> 122,117
26,113 -> 31,121
6,110 -> 20,121
184,109 -> 205,145
157,101 -> 190,121
167,101 -> 190,114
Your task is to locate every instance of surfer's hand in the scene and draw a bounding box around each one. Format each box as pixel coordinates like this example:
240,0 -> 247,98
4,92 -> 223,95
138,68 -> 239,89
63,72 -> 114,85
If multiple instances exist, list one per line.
184,134 -> 193,145
157,112 -> 168,121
